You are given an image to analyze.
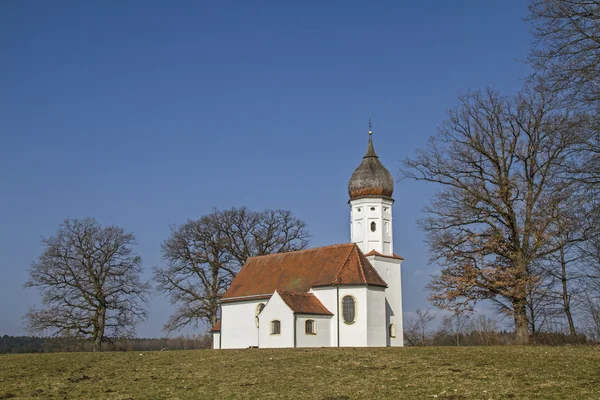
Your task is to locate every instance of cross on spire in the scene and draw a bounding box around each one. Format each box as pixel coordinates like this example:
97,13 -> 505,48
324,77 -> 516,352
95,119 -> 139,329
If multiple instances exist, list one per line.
368,118 -> 372,135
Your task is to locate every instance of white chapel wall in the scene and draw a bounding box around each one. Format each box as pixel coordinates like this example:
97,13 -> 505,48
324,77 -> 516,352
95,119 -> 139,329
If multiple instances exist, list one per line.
295,314 -> 332,348
220,299 -> 264,349
212,332 -> 221,349
338,286 -> 368,347
258,292 -> 294,348
369,255 -> 404,347
366,286 -> 387,346
310,287 -> 338,346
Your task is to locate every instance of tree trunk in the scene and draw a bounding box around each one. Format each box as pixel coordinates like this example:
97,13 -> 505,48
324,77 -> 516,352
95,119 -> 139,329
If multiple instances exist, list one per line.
560,248 -> 577,337
93,306 -> 106,352
514,300 -> 530,345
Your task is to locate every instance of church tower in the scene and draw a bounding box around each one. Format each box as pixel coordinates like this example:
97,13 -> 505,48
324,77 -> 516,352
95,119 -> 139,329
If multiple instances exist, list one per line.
348,128 -> 395,255
348,126 -> 404,346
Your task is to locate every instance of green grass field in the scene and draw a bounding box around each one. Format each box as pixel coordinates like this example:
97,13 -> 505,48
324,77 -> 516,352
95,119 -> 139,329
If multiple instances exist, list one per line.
1,346 -> 599,399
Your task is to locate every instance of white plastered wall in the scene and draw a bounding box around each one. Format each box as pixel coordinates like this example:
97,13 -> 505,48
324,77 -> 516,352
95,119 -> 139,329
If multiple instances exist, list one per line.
310,287 -> 337,346
368,255 -> 404,347
212,332 -> 221,349
338,286 -> 368,347
295,314 -> 332,348
258,292 -> 294,348
220,299 -> 266,349
366,286 -> 387,346
350,198 -> 394,255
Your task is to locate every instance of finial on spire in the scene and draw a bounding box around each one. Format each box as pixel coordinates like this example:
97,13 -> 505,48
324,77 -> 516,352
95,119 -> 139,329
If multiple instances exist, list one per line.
368,118 -> 372,135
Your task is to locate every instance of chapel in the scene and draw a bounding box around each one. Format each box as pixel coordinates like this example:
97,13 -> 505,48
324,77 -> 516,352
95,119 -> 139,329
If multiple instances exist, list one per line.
212,128 -> 404,348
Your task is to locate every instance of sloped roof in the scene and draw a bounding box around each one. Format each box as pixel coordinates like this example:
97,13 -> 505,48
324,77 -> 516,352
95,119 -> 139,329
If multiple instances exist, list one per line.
364,249 -> 404,260
222,243 -> 387,301
277,291 -> 333,315
210,320 -> 221,332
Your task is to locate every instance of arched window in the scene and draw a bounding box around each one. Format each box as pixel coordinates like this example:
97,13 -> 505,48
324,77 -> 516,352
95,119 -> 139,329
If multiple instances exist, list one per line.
342,296 -> 356,324
270,320 -> 281,335
255,303 -> 266,327
305,319 -> 316,335
389,323 -> 396,338
370,221 -> 376,232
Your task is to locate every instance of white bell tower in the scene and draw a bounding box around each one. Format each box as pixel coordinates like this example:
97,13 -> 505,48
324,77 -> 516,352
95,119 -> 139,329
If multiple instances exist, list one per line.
348,127 -> 395,255
350,197 -> 394,255
347,124 -> 404,347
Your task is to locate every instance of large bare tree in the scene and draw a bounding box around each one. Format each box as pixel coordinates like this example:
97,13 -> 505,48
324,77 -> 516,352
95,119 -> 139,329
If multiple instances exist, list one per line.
402,86 -> 590,344
154,207 -> 310,332
25,218 -> 149,351
529,1 -> 600,187
529,0 -> 600,105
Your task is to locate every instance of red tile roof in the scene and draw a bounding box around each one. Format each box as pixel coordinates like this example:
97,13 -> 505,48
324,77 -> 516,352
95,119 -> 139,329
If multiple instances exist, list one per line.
277,291 -> 333,315
222,243 -> 387,301
364,249 -> 404,260
210,320 -> 221,332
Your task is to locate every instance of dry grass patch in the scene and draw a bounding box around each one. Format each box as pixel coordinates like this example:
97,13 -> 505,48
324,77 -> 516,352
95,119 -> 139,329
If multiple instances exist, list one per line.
0,346 -> 599,399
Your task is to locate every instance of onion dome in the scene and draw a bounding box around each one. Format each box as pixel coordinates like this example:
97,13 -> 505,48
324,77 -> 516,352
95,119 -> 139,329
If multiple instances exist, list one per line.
348,131 -> 394,201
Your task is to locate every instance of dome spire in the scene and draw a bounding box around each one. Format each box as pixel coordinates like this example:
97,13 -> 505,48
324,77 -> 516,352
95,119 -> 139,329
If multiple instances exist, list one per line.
348,121 -> 394,201
364,119 -> 377,158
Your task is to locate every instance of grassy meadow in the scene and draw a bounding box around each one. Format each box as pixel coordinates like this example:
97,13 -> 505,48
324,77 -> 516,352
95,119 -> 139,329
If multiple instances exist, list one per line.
1,346 -> 599,399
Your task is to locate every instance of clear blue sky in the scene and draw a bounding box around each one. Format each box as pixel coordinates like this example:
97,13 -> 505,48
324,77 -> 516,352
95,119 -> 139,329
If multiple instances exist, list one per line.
0,0 -> 531,337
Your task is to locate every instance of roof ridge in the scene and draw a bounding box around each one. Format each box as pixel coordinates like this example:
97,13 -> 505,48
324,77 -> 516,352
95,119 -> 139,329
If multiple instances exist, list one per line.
250,243 -> 354,260
361,251 -> 387,285
364,249 -> 405,260
333,243 -> 357,284
278,290 -> 312,296
356,247 -> 367,283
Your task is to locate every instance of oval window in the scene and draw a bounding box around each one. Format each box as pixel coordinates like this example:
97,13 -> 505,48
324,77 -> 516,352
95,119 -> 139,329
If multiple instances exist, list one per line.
342,296 -> 356,324
370,222 -> 376,232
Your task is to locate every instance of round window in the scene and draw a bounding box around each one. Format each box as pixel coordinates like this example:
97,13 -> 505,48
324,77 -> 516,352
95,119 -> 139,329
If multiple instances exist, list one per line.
370,222 -> 376,232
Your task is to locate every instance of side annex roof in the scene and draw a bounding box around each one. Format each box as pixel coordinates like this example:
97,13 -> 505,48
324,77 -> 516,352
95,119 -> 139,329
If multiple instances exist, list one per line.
277,291 -> 333,316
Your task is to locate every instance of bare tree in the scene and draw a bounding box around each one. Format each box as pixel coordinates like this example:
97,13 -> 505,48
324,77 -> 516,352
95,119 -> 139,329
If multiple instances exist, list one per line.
402,86 -> 590,344
218,208 -> 312,265
469,314 -> 500,346
524,273 -> 558,335
529,0 -> 600,106
154,207 -> 310,333
576,232 -> 600,341
403,308 -> 436,346
581,291 -> 600,342
24,218 -> 149,352
440,310 -> 471,346
528,1 -> 600,194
